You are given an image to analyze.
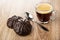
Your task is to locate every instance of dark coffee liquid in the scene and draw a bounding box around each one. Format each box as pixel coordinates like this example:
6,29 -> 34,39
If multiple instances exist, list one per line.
36,12 -> 52,22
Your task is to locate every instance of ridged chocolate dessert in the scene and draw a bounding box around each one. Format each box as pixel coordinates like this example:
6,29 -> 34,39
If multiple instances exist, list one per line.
7,15 -> 32,36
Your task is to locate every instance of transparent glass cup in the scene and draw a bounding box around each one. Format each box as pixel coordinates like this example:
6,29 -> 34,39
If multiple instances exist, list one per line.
35,2 -> 56,24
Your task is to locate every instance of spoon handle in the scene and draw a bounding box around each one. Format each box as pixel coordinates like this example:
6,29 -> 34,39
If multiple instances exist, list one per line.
34,21 -> 49,31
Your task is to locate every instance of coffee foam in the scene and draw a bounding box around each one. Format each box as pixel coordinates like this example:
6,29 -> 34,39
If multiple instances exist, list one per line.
36,3 -> 53,14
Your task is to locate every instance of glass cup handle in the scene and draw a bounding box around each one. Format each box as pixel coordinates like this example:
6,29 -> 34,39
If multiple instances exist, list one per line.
50,10 -> 56,21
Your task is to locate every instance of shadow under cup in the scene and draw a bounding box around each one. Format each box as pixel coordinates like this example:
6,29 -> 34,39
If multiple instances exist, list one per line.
36,3 -> 53,23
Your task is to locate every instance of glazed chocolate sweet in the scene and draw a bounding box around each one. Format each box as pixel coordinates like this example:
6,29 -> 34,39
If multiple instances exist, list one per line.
7,15 -> 22,29
7,15 -> 32,36
13,19 -> 32,36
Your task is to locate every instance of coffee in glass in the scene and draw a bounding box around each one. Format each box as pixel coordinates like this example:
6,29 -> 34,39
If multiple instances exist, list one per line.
36,3 -> 54,23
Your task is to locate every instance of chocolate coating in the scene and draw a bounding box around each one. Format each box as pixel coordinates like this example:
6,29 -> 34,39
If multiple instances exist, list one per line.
13,19 -> 32,36
7,15 -> 32,36
7,15 -> 22,29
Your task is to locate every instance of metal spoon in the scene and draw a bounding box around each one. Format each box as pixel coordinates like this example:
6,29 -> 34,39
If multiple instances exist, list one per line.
25,12 -> 49,31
